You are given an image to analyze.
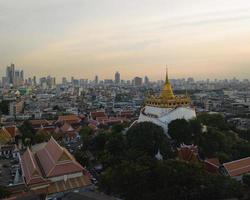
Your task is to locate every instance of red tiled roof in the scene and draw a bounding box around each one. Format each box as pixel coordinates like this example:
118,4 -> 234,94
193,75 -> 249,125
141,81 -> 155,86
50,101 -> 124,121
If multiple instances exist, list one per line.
206,158 -> 220,167
223,157 -> 250,177
177,144 -> 199,163
96,116 -> 108,122
36,137 -> 84,177
119,110 -> 133,118
88,120 -> 99,126
57,115 -> 81,124
61,123 -> 74,133
90,111 -> 107,119
29,119 -> 50,127
20,148 -> 46,185
204,158 -> 220,174
4,126 -> 17,138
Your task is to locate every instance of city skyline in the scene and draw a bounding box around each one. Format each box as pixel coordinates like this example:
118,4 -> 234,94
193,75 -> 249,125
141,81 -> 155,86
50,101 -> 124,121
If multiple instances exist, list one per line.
1,63 -> 250,84
1,0 -> 250,80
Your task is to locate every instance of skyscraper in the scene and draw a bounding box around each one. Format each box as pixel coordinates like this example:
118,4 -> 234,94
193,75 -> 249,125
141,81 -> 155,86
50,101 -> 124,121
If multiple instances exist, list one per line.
134,77 -> 142,86
62,77 -> 67,85
115,71 -> 120,84
95,75 -> 99,84
6,63 -> 15,85
144,76 -> 149,85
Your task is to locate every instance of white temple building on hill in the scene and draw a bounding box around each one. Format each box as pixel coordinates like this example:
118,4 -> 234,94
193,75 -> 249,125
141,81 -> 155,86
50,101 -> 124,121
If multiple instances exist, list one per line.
133,68 -> 196,137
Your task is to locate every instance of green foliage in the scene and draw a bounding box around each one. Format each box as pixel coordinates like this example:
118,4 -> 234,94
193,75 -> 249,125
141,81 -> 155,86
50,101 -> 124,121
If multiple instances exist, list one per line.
127,122 -> 172,158
99,160 -> 243,200
19,120 -> 36,145
197,113 -> 229,131
168,116 -> 250,163
111,124 -> 124,133
0,100 -> 9,115
0,186 -> 11,199
79,126 -> 93,151
74,148 -> 90,167
34,131 -> 51,143
168,119 -> 192,144
243,174 -> 250,187
88,120 -> 246,199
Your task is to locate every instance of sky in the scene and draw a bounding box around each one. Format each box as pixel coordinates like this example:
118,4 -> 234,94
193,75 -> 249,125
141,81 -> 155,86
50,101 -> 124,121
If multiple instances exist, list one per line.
1,0 -> 250,81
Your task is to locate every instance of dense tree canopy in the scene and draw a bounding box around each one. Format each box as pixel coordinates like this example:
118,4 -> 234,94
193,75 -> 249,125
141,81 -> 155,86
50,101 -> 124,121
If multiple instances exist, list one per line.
70,117 -> 250,199
0,100 -> 9,115
99,160 -> 242,200
0,186 -> 10,199
19,120 -> 36,146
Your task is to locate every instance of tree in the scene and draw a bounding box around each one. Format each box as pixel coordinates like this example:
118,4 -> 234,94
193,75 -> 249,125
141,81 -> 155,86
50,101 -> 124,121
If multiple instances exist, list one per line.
91,132 -> 107,155
111,124 -> 124,133
34,131 -> 51,143
127,122 -> 171,157
74,148 -> 89,167
99,160 -> 243,200
19,120 -> 36,146
0,100 -> 9,115
189,119 -> 202,144
243,174 -> 250,187
79,126 -> 92,151
168,119 -> 192,144
197,113 -> 229,131
0,186 -> 10,199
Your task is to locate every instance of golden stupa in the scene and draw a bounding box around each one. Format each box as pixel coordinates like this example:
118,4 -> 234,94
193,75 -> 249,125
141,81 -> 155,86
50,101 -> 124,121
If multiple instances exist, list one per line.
145,68 -> 191,108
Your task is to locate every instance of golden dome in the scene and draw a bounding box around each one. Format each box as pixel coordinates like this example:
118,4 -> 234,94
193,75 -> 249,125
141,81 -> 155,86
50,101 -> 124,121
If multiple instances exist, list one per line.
160,67 -> 175,99
145,67 -> 191,108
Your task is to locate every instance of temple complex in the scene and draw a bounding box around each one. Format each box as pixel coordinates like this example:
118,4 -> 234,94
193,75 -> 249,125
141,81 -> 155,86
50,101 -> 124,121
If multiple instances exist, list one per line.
19,137 -> 91,198
135,68 -> 196,137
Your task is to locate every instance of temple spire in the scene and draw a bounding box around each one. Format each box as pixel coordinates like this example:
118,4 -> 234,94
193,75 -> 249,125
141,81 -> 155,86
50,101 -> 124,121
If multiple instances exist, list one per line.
165,65 -> 169,84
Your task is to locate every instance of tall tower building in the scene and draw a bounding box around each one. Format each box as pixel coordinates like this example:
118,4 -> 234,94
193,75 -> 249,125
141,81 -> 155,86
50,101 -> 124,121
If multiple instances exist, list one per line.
134,77 -> 142,86
62,77 -> 67,85
33,76 -> 37,86
95,75 -> 99,84
6,63 -> 15,85
144,76 -> 149,85
115,71 -> 120,84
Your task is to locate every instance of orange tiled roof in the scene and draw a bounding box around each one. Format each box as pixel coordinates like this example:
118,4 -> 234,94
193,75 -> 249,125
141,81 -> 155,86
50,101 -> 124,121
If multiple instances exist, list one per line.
36,137 -> 84,177
57,115 -> 81,123
223,157 -> 250,177
61,123 -> 74,133
0,128 -> 12,144
4,126 -> 17,138
90,111 -> 107,119
29,119 -> 50,126
177,144 -> 199,163
20,148 -> 46,185
204,158 -> 220,174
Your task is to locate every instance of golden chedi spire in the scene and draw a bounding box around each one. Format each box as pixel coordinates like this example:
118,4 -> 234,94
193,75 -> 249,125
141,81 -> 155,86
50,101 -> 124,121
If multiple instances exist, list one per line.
145,66 -> 191,108
160,66 -> 175,99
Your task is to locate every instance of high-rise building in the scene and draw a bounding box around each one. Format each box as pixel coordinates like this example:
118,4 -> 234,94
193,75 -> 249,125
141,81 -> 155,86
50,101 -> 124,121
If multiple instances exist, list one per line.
33,76 -> 37,86
144,76 -> 149,85
2,77 -> 7,88
134,77 -> 142,86
115,71 -> 120,84
95,75 -> 99,84
6,63 -> 15,85
62,77 -> 67,85
20,70 -> 24,81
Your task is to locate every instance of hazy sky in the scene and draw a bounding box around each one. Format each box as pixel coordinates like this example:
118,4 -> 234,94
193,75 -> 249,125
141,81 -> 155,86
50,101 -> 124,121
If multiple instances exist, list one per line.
1,0 -> 250,80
